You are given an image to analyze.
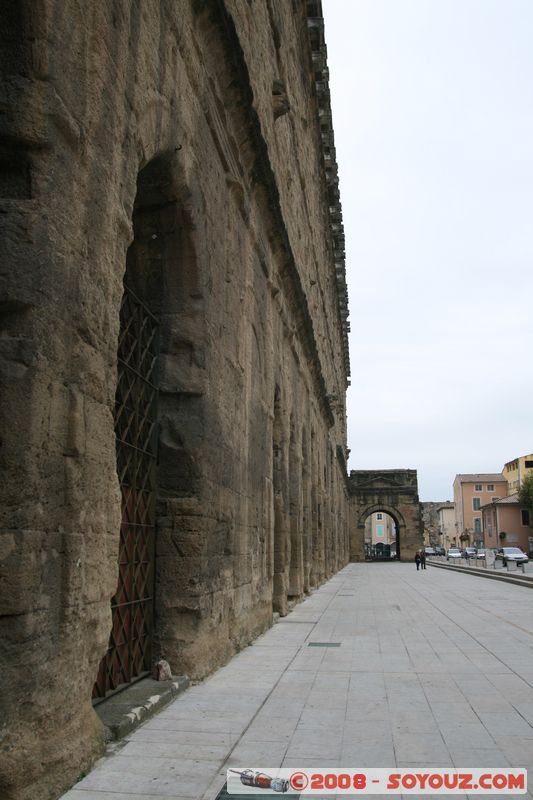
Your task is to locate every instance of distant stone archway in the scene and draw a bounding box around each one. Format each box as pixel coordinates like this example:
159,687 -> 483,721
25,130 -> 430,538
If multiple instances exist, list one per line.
349,470 -> 423,562
361,505 -> 403,560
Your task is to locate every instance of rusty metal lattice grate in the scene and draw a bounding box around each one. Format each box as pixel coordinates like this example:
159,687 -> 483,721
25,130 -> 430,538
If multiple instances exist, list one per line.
93,285 -> 159,700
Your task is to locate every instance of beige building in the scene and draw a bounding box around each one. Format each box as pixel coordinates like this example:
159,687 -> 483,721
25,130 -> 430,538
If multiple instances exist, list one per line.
503,453 -> 533,494
453,474 -> 508,547
365,512 -> 397,545
437,503 -> 455,550
481,495 -> 533,554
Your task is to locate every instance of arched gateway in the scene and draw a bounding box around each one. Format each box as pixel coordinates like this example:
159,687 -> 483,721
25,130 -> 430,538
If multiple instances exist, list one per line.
349,470 -> 423,562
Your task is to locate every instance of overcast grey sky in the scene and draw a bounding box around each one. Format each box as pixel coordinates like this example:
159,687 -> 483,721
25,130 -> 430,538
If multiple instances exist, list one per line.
323,0 -> 533,501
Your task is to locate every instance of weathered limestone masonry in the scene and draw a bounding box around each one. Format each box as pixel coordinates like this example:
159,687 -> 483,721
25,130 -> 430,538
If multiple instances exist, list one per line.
0,1 -> 350,798
349,470 -> 424,561
421,500 -> 453,545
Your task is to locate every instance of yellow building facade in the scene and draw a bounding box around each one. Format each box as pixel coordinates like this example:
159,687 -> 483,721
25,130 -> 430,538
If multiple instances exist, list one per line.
503,454 -> 533,494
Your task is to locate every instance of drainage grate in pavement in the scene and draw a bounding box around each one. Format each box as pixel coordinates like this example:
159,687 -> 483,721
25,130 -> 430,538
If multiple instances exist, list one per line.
307,642 -> 341,647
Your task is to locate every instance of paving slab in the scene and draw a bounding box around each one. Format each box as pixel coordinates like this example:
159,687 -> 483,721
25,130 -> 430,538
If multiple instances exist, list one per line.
61,794 -> 198,800
61,563 -> 533,800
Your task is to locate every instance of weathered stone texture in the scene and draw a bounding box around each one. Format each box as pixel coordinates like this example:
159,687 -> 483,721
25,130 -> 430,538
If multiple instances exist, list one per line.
0,2 -> 350,798
421,500 -> 453,544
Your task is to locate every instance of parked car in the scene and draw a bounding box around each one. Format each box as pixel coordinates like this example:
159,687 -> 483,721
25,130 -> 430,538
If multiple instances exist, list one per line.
496,547 -> 529,565
447,548 -> 462,560
424,547 -> 436,556
462,547 -> 477,559
476,549 -> 487,559
435,547 -> 446,556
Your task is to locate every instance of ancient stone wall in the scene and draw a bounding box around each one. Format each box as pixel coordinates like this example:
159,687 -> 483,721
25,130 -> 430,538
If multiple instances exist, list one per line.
421,500 -> 453,545
0,2 -> 350,798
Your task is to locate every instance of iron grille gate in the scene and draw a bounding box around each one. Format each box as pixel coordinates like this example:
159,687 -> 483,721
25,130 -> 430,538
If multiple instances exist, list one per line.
93,285 -> 159,700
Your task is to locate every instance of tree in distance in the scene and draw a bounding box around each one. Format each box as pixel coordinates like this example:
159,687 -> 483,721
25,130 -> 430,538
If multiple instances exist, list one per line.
518,474 -> 533,522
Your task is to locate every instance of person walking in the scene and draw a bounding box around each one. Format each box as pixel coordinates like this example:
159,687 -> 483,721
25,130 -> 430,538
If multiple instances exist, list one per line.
420,549 -> 427,569
415,550 -> 421,570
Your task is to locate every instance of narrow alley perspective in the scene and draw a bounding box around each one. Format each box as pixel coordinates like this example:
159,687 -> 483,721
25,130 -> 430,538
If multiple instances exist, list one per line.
61,564 -> 533,800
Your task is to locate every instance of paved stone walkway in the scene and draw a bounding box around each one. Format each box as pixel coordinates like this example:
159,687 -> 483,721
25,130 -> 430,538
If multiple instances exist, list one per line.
61,563 -> 533,800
